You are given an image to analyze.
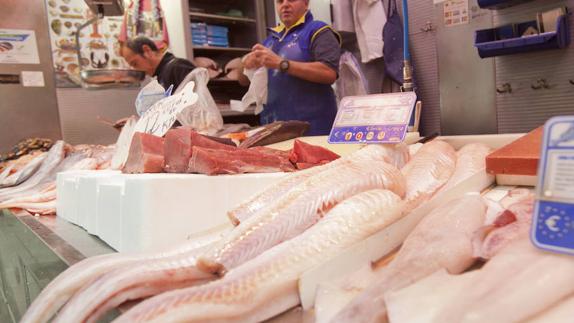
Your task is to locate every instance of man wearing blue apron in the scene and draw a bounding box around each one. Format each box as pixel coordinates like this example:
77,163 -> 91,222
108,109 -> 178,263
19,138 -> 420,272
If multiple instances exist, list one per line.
242,0 -> 341,136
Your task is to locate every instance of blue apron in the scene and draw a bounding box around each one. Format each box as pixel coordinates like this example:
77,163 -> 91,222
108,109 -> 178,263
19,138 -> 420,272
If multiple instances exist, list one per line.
260,12 -> 340,136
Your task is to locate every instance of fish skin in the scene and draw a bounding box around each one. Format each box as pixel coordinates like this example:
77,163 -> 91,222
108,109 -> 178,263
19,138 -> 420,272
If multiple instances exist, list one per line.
0,141 -> 65,200
0,154 -> 98,209
401,140 -> 457,210
228,144 -> 409,226
0,153 -> 46,188
114,190 -> 405,323
20,229 -> 227,323
197,158 -> 406,275
331,195 -> 486,323
0,162 -> 17,183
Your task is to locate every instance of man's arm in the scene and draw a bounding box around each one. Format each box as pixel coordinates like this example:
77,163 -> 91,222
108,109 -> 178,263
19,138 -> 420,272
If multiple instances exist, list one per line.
252,41 -> 338,85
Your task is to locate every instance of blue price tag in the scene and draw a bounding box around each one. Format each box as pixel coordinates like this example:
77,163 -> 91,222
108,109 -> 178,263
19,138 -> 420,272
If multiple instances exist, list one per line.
328,93 -> 417,144
532,116 -> 574,255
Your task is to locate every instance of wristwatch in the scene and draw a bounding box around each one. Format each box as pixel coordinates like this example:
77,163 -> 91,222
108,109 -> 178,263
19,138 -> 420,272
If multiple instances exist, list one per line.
279,59 -> 290,73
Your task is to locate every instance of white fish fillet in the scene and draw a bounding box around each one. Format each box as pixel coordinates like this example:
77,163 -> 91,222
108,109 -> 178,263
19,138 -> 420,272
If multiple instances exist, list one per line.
228,144 -> 409,226
54,249 -> 215,323
315,265 -> 380,323
331,195 -> 486,323
401,140 -> 456,210
433,238 -> 574,323
197,157 -> 406,275
385,269 -> 480,323
114,190 -> 405,323
440,143 -> 492,192
20,228 -> 228,323
527,294 -> 574,323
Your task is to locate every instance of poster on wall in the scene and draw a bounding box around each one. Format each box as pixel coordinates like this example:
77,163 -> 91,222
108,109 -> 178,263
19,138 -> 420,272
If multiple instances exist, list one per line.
0,29 -> 40,64
444,0 -> 469,27
45,0 -> 130,87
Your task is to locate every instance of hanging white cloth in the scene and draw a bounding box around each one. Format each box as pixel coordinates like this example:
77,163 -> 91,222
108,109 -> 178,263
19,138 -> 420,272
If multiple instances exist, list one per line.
332,0 -> 355,32
353,0 -> 387,63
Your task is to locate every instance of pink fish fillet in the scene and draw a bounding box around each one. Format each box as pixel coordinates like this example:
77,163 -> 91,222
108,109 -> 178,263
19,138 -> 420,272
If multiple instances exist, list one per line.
401,140 -> 456,211
196,156 -> 406,276
227,144 -> 410,226
54,249 -> 215,323
331,195 -> 486,323
441,142 -> 493,191
20,229 -> 227,323
114,190 -> 405,323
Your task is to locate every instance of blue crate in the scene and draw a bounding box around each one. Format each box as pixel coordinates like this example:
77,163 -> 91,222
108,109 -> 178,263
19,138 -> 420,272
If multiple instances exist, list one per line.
474,14 -> 570,58
477,0 -> 534,9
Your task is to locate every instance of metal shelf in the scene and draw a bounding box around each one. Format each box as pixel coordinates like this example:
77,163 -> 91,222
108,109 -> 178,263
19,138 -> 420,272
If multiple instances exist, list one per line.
189,12 -> 256,24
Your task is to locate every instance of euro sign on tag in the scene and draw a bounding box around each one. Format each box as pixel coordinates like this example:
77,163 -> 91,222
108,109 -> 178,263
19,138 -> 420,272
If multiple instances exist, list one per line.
532,116 -> 574,255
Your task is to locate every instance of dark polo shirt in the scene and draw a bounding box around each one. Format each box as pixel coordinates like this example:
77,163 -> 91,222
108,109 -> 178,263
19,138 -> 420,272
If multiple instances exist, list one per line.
153,52 -> 195,91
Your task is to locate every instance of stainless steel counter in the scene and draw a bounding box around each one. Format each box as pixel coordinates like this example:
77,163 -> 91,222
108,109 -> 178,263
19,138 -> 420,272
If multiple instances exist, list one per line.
0,209 -> 115,322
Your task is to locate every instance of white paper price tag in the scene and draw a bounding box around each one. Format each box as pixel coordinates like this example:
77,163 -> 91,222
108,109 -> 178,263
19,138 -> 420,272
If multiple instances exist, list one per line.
134,81 -> 198,137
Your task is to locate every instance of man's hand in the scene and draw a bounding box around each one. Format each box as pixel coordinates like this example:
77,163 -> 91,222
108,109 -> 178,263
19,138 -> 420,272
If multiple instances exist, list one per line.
252,44 -> 282,70
242,51 -> 261,69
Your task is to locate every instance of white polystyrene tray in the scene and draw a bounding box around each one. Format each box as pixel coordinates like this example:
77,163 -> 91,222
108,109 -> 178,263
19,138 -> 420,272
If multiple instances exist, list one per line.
118,172 -> 286,252
97,179 -> 125,251
57,171 -> 287,253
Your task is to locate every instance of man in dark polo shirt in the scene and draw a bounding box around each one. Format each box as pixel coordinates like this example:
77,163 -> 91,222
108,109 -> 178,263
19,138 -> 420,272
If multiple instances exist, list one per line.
121,36 -> 195,91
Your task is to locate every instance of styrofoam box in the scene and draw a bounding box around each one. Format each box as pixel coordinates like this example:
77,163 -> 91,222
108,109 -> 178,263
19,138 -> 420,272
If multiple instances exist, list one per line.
97,179 -> 125,251
57,171 -> 287,253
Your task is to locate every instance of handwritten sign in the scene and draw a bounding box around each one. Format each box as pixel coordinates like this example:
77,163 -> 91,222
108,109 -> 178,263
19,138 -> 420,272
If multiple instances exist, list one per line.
328,92 -> 417,144
532,116 -> 574,256
134,81 -> 198,137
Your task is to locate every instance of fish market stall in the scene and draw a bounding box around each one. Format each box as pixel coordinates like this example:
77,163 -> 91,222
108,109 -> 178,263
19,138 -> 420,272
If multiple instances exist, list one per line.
4,128 -> 558,323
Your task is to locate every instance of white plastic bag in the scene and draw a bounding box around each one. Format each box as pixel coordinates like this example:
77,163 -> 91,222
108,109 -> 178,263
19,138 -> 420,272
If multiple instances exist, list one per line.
135,79 -> 172,116
230,67 -> 267,115
174,67 -> 224,136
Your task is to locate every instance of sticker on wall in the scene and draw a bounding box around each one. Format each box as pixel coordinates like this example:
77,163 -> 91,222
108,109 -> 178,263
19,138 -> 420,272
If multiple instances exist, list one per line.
444,0 -> 470,27
0,29 -> 40,64
21,71 -> 45,87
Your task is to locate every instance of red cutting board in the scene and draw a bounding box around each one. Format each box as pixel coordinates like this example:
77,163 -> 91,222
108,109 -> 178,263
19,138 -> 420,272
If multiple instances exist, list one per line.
485,126 -> 543,176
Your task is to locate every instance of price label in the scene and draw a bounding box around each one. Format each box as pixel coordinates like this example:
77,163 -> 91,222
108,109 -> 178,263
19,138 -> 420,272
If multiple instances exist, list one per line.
328,92 -> 417,144
532,116 -> 574,255
134,81 -> 198,137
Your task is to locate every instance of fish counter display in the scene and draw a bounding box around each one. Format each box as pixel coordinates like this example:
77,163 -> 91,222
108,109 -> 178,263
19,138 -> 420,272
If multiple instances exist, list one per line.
3,130 -> 571,323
